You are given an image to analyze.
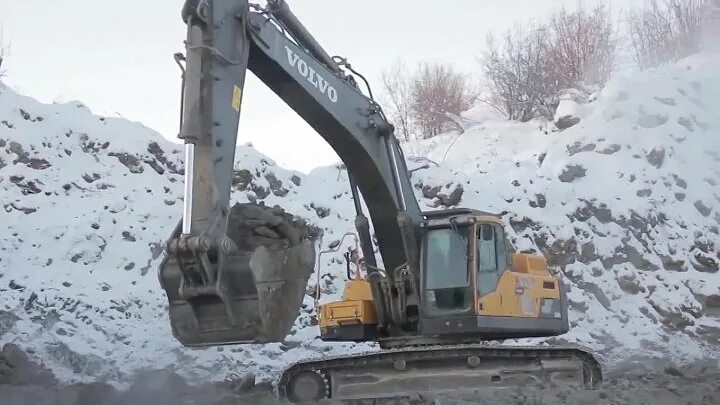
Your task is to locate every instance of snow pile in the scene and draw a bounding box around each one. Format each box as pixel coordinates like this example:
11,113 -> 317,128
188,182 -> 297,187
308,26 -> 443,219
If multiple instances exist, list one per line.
405,52 -> 720,361
1,51 -> 719,387
0,83 -> 370,386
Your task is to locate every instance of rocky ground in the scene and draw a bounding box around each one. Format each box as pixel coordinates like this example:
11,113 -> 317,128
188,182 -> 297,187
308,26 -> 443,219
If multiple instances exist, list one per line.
1,343 -> 718,405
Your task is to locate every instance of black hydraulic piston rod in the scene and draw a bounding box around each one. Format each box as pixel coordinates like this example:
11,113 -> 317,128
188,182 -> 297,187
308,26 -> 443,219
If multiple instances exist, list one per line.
348,175 -> 378,269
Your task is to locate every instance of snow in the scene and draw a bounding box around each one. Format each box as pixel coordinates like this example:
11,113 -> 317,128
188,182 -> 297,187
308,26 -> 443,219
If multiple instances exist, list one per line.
1,51 -> 719,388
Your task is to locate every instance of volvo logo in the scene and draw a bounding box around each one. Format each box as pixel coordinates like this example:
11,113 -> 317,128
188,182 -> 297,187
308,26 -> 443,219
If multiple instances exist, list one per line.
285,46 -> 338,103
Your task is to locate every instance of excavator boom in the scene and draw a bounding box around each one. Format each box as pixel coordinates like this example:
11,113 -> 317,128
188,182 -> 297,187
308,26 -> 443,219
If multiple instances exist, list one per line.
160,0 -> 423,346
157,0 -> 603,402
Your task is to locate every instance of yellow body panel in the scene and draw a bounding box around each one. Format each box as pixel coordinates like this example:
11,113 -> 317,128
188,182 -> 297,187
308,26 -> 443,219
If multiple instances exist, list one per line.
343,279 -> 374,301
476,268 -> 560,318
318,279 -> 377,329
510,253 -> 550,276
475,215 -> 504,225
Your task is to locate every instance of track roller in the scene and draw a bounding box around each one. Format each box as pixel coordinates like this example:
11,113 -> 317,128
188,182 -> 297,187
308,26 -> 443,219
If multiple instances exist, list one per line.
286,369 -> 331,403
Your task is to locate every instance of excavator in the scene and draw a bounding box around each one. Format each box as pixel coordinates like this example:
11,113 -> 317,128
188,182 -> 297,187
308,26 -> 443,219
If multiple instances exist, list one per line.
157,0 -> 603,402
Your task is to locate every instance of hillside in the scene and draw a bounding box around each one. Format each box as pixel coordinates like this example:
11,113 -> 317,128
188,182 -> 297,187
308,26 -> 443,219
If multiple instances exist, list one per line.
1,51 -> 719,392
405,52 -> 720,362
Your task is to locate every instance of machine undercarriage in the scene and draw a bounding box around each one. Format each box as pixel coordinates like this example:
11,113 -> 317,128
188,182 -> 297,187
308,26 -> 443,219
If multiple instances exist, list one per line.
278,344 -> 603,403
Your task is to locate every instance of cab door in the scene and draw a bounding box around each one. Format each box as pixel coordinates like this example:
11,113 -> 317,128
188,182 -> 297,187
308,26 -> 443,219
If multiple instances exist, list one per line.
474,222 -> 515,316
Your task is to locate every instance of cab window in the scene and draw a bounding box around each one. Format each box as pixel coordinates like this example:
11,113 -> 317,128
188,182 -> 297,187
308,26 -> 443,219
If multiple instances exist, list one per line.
476,224 -> 507,298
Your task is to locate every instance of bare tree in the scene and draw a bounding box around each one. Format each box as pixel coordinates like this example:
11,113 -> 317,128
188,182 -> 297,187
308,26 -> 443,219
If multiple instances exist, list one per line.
545,5 -> 617,87
0,31 -> 6,79
702,0 -> 720,49
409,62 -> 478,138
480,6 -> 617,122
380,58 -> 412,140
628,0 -> 708,69
481,24 -> 555,122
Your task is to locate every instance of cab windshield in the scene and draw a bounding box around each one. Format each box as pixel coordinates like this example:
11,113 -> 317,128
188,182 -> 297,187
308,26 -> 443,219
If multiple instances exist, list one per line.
423,226 -> 472,315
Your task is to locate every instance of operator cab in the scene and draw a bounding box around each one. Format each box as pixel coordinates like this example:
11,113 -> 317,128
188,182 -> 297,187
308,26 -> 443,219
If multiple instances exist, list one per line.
418,209 -> 569,339
421,217 -> 506,316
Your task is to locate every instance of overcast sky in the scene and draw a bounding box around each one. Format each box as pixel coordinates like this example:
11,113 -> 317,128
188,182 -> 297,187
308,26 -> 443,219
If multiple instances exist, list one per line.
0,0 -> 644,173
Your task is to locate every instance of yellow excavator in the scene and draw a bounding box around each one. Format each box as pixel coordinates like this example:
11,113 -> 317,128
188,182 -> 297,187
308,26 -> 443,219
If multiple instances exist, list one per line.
157,0 -> 602,402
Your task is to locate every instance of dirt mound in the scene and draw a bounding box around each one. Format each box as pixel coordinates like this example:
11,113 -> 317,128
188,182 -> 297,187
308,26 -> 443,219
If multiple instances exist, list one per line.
226,202 -> 322,250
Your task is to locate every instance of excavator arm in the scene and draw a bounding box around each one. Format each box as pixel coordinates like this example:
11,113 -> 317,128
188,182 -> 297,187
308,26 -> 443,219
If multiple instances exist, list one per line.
159,0 -> 423,346
158,3 -> 605,401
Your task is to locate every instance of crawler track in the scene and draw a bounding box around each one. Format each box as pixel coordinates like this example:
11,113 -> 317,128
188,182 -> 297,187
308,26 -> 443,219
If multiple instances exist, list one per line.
277,344 -> 603,403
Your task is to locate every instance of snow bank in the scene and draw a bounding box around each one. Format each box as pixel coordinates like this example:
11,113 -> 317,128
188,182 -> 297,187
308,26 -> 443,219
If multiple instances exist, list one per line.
405,52 -> 720,362
1,52 -> 719,387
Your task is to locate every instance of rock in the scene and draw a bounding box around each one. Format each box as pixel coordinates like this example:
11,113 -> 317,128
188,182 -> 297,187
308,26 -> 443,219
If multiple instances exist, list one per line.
222,203 -> 319,340
696,325 -> 720,344
617,273 -> 643,295
691,252 -> 718,273
290,175 -> 301,186
597,144 -> 621,155
422,182 -> 463,207
253,185 -> 270,199
421,184 -> 442,200
436,183 -> 463,207
652,304 -> 694,330
309,203 -> 331,219
45,342 -> 105,376
254,226 -> 281,239
0,344 -> 57,386
559,164 -> 586,182
601,244 -> 659,271
580,242 -> 599,263
654,96 -> 676,106
232,169 -> 253,190
108,152 -> 143,173
571,201 -> 613,223
692,291 -> 720,317
646,147 -> 665,168
636,109 -> 669,128
542,237 -> 578,270
528,194 -> 547,208
677,116 -> 695,132
0,311 -> 20,338
567,141 -> 596,155
660,255 -> 686,272
694,200 -> 712,217
579,281 -> 613,311
672,174 -> 688,189
146,141 -> 181,174
265,172 -> 288,197
5,141 -> 51,170
556,115 -> 581,130
537,152 -> 547,166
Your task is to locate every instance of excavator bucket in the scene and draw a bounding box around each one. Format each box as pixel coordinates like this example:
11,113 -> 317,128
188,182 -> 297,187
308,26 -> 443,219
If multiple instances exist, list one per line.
158,203 -> 317,346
